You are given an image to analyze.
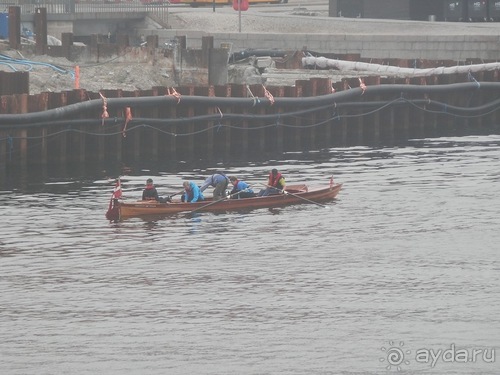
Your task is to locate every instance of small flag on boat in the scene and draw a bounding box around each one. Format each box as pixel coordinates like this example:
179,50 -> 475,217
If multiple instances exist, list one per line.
112,178 -> 122,199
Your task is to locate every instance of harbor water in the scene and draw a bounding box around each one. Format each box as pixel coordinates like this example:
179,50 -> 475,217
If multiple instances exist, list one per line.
0,135 -> 499,374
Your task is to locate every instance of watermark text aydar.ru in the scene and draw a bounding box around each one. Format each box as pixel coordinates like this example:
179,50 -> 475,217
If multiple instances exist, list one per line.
415,344 -> 495,368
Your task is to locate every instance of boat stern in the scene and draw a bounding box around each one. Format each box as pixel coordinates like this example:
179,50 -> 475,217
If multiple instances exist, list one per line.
105,198 -> 121,221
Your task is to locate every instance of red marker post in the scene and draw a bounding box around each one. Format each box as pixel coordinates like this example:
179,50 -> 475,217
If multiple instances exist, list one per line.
233,0 -> 249,33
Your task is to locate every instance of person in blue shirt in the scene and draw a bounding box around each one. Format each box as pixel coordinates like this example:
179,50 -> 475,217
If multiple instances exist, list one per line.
182,181 -> 204,203
229,176 -> 255,199
200,172 -> 230,201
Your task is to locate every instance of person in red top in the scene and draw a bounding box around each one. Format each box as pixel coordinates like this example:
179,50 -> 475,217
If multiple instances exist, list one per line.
142,178 -> 159,201
258,168 -> 286,196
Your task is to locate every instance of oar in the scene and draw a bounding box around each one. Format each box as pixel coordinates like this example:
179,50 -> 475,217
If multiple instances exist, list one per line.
259,183 -> 329,209
189,187 -> 252,214
157,189 -> 184,203
167,189 -> 185,200
282,189 -> 330,209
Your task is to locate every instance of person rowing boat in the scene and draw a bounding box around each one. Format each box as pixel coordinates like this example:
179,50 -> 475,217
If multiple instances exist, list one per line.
229,176 -> 255,199
200,172 -> 230,201
257,168 -> 285,196
142,178 -> 172,203
182,181 -> 204,203
142,178 -> 159,201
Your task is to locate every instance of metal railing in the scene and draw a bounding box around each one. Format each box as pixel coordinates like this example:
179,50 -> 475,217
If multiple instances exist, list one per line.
1,0 -> 171,19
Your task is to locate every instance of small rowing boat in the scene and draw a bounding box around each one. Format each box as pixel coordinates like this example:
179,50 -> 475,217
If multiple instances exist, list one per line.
105,181 -> 342,220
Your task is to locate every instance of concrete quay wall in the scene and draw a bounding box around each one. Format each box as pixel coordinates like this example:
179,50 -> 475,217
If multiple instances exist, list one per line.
153,30 -> 500,62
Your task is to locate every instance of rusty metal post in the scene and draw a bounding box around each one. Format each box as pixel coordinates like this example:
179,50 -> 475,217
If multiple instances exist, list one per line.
228,84 -> 246,155
8,94 -> 29,167
294,81 -> 307,149
363,76 -> 379,144
185,86 -> 195,157
147,88 -> 159,161
494,70 -> 500,128
8,6 -> 21,50
0,127 -> 5,169
168,102 -> 177,160
195,86 -> 215,159
132,90 -> 142,162
146,35 -> 158,50
270,86 -> 285,154
67,89 -> 88,163
428,75 -> 439,137
61,32 -> 74,60
35,8 -> 48,55
38,93 -> 49,164
0,96 -> 7,169
308,78 -> 322,148
18,94 -> 28,166
201,36 -> 214,68
246,84 -> 266,153
90,34 -> 99,61
394,77 -> 409,142
51,92 -> 68,163
176,35 -> 187,50
312,78 -> 333,149
0,71 -> 29,95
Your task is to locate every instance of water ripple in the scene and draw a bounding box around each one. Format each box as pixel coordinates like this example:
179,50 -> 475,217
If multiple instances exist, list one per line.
1,135 -> 499,374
